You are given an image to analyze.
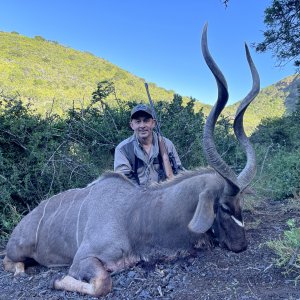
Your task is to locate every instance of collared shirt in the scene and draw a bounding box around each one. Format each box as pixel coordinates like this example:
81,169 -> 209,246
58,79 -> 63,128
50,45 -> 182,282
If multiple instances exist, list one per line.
114,132 -> 182,186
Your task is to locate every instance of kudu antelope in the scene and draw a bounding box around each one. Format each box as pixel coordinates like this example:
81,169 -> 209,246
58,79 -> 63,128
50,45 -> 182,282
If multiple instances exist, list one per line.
3,24 -> 260,297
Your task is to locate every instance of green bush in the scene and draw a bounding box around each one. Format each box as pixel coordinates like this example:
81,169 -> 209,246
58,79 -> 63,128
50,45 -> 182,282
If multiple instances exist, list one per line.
254,147 -> 300,200
267,219 -> 300,284
0,89 -> 127,237
251,95 -> 300,200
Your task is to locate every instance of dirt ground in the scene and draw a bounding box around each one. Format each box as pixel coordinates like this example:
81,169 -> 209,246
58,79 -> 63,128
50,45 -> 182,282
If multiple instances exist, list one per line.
0,197 -> 299,300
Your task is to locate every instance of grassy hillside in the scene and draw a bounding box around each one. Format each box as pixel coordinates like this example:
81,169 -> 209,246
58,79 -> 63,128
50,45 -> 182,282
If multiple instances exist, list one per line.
224,75 -> 299,133
0,31 -> 211,115
0,31 -> 298,130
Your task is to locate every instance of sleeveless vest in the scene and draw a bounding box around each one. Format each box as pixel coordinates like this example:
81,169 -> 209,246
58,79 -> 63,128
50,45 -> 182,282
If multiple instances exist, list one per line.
120,140 -> 166,185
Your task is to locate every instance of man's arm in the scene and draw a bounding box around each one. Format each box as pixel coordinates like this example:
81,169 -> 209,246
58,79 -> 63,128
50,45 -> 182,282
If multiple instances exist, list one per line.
114,147 -> 139,184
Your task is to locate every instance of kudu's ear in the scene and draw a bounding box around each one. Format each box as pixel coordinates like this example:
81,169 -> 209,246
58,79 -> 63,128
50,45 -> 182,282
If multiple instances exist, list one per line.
188,192 -> 215,233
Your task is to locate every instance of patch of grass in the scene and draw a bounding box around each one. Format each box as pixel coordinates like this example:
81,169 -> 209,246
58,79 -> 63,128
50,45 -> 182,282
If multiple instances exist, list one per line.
243,194 -> 262,212
267,218 -> 300,284
282,198 -> 300,215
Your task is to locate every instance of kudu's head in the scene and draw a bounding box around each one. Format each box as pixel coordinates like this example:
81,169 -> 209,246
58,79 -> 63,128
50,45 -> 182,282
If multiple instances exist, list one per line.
198,24 -> 260,252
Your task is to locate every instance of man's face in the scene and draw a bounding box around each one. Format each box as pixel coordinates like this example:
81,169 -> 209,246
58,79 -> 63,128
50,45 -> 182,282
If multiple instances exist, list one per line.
130,113 -> 156,141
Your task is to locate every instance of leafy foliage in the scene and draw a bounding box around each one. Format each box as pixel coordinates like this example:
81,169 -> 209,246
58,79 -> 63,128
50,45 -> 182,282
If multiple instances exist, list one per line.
0,88 -> 123,237
254,0 -> 300,70
251,98 -> 300,199
267,218 -> 300,284
155,95 -> 206,168
254,147 -> 300,199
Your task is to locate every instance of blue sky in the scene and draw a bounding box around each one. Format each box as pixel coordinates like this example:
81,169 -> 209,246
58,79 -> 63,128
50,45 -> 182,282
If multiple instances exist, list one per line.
0,0 -> 295,105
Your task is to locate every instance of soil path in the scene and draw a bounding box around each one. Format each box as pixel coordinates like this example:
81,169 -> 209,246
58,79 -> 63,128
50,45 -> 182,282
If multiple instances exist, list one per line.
0,198 -> 299,300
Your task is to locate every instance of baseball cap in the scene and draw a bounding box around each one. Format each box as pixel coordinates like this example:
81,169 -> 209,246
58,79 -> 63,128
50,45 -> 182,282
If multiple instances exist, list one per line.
130,104 -> 154,119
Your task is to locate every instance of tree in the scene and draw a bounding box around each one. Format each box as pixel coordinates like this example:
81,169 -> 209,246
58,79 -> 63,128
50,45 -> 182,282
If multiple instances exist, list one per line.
222,0 -> 229,7
254,0 -> 300,70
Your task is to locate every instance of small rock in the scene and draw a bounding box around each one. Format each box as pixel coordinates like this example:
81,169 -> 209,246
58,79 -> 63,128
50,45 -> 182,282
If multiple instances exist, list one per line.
127,270 -> 136,278
138,289 -> 151,298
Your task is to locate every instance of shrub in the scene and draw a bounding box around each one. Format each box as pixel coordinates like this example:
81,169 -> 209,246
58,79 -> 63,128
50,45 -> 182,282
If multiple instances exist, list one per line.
254,147 -> 300,200
267,218 -> 300,284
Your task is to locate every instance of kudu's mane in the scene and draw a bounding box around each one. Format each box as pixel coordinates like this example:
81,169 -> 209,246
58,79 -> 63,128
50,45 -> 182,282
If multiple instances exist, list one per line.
93,168 -> 216,191
87,171 -> 137,188
149,168 -> 216,190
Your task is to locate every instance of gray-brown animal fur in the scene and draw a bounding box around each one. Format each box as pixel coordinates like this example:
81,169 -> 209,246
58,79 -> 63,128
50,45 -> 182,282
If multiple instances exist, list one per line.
3,24 -> 260,297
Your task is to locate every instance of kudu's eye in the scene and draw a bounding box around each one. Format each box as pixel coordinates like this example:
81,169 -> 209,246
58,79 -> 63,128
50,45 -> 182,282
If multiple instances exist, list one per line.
220,204 -> 232,214
220,204 -> 244,227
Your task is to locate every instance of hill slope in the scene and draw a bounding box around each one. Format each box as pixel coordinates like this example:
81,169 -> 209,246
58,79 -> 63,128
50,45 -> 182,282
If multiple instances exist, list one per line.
0,31 -> 211,114
0,31 -> 298,128
224,75 -> 299,132
224,75 -> 300,132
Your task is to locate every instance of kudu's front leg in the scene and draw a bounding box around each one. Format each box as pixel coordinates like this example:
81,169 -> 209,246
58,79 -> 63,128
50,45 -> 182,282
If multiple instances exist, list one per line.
53,256 -> 112,297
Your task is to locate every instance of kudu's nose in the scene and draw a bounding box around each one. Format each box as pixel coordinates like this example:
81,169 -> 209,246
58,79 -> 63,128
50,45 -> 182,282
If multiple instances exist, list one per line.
220,239 -> 248,253
230,240 -> 248,253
